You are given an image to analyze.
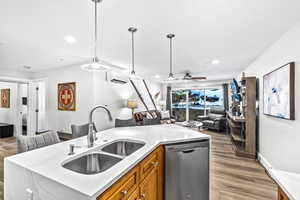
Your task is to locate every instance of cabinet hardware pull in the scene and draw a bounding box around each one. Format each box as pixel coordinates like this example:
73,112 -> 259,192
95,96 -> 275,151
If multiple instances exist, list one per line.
141,194 -> 146,199
121,190 -> 128,196
151,161 -> 158,167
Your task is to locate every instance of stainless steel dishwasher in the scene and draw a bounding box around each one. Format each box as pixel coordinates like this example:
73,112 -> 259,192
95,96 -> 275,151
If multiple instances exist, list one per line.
165,140 -> 209,200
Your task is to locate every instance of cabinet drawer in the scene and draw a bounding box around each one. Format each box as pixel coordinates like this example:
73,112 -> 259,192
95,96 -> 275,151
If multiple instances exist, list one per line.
97,166 -> 139,200
278,187 -> 289,200
139,148 -> 159,181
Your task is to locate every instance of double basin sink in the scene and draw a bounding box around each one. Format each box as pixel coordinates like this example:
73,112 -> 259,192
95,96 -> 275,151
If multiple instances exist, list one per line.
62,140 -> 145,175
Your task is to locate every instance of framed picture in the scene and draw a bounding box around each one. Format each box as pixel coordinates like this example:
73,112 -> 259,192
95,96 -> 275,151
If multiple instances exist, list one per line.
58,82 -> 76,111
263,62 -> 295,120
1,89 -> 10,108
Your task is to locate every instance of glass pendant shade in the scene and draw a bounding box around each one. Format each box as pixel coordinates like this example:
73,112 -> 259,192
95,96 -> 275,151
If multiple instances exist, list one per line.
81,0 -> 110,71
81,57 -> 110,71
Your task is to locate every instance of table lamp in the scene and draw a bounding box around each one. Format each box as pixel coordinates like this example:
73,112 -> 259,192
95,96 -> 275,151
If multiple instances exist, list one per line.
127,99 -> 138,116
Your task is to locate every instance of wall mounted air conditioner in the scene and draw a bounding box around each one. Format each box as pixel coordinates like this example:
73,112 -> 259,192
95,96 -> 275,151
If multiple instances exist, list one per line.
106,71 -> 129,84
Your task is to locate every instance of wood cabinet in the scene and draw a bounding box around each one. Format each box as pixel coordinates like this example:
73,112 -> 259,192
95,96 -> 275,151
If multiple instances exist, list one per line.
98,167 -> 139,200
139,164 -> 158,200
97,146 -> 164,200
278,187 -> 289,200
227,76 -> 257,159
127,189 -> 140,200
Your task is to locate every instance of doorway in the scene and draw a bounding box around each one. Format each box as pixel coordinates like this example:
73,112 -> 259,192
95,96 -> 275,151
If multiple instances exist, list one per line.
18,84 -> 28,135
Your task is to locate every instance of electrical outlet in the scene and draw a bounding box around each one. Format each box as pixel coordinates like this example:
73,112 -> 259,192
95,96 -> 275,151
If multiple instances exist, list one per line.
26,188 -> 33,200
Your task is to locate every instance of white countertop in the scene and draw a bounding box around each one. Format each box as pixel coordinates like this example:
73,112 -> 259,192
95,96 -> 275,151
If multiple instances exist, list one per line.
6,124 -> 210,198
270,169 -> 300,200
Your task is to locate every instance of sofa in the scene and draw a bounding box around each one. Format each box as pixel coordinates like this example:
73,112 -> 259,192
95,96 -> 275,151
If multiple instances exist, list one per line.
197,109 -> 226,132
133,110 -> 176,126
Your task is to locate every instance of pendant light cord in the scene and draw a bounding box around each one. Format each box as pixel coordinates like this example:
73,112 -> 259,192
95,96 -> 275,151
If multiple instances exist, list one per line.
167,34 -> 175,78
128,27 -> 137,75
94,0 -> 98,61
169,37 -> 173,75
131,31 -> 135,74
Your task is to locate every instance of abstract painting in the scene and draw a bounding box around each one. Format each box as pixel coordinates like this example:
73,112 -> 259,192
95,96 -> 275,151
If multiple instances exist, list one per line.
1,89 -> 10,108
58,82 -> 76,111
263,62 -> 295,120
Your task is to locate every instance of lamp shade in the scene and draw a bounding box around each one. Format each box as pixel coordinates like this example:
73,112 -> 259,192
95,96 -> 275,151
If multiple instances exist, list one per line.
127,99 -> 138,109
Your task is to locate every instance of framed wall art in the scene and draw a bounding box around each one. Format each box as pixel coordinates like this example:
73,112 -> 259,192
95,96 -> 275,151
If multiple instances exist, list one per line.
58,82 -> 76,111
1,89 -> 10,108
263,62 -> 295,120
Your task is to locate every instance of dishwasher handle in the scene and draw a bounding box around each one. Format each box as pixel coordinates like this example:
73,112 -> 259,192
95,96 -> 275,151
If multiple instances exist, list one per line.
181,149 -> 195,153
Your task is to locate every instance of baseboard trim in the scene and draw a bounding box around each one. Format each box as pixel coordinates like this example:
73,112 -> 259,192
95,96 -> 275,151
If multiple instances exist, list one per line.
258,153 -> 273,171
257,153 -> 278,187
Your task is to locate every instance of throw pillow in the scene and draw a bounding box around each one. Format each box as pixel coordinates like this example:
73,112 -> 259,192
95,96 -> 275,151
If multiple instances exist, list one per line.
160,110 -> 170,120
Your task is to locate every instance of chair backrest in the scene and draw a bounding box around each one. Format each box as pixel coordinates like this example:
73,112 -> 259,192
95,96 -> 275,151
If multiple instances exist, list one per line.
115,118 -> 137,128
71,123 -> 97,139
210,109 -> 225,115
17,131 -> 60,153
143,117 -> 161,126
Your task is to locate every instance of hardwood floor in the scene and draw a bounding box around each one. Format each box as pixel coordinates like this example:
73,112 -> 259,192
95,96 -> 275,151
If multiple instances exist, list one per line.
0,137 -> 17,200
200,129 -> 277,200
0,131 -> 277,200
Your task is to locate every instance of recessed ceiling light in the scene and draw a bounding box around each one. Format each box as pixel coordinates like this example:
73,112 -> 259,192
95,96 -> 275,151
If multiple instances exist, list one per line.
154,75 -> 160,79
212,60 -> 220,65
64,35 -> 77,44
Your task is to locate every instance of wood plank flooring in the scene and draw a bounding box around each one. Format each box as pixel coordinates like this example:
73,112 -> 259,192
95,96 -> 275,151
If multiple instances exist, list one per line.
200,129 -> 277,200
0,131 -> 277,200
0,137 -> 17,200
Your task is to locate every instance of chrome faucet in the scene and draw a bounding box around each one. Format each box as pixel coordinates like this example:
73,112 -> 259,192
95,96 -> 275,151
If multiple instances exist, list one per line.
87,105 -> 113,148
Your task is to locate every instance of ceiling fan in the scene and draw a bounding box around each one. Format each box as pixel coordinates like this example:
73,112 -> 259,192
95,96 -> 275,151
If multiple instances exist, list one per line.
165,34 -> 206,82
170,71 -> 207,81
181,72 -> 207,81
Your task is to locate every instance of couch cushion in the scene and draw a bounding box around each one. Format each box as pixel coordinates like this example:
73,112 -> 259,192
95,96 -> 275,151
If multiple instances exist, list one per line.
208,113 -> 223,120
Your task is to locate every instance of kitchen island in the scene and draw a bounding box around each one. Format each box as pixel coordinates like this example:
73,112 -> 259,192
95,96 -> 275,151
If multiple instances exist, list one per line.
4,124 -> 210,200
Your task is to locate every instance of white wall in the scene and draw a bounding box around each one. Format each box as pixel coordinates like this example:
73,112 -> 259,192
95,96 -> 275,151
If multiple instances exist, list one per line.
33,65 -> 162,133
0,82 -> 18,135
242,22 -> 300,173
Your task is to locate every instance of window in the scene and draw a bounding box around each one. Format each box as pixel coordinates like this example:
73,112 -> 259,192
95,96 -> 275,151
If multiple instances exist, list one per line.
171,87 -> 224,121
204,88 -> 224,110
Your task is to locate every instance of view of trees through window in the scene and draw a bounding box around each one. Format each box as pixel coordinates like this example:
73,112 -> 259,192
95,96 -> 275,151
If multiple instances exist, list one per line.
172,88 -> 224,121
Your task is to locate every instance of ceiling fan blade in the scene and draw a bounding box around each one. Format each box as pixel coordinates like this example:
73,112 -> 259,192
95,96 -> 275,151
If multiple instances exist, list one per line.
191,77 -> 207,80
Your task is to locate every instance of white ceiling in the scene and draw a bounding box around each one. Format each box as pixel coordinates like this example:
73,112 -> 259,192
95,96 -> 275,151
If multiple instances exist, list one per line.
1,0 -> 300,80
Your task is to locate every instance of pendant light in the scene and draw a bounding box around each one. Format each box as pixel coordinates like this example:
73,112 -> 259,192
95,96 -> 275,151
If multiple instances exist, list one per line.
128,27 -> 138,79
167,34 -> 175,80
81,0 -> 110,71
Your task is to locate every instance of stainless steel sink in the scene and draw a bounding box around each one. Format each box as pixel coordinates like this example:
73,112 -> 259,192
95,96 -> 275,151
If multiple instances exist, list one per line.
62,153 -> 122,175
101,140 -> 145,156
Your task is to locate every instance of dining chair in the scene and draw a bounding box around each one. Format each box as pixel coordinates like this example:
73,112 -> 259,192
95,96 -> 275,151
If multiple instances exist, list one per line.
143,118 -> 161,126
115,118 -> 137,128
71,123 -> 97,139
17,131 -> 61,153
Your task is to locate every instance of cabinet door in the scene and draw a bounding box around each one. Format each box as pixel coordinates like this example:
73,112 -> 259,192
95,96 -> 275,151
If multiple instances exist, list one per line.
127,188 -> 139,200
97,167 -> 139,200
139,166 -> 158,200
